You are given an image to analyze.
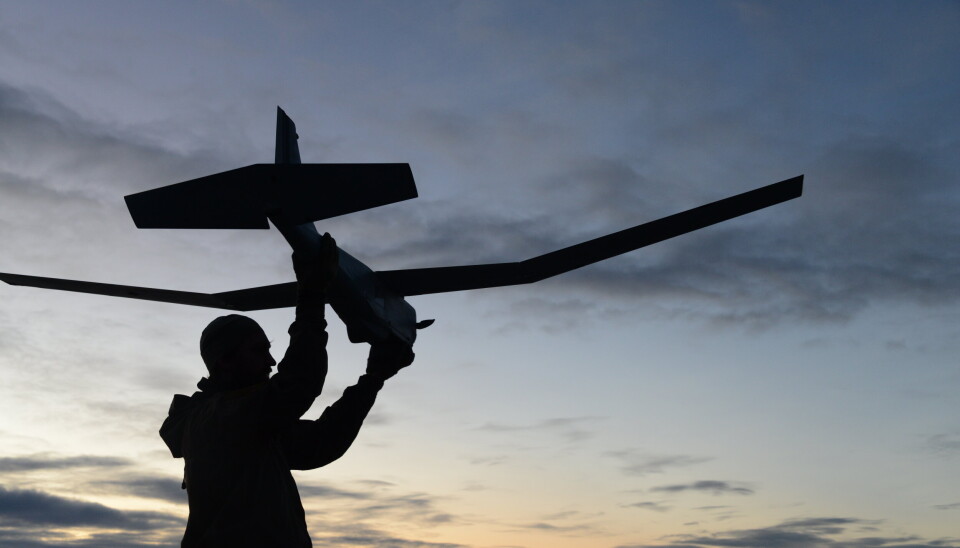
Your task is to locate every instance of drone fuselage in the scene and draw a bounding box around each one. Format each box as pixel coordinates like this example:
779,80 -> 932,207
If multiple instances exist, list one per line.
273,217 -> 420,345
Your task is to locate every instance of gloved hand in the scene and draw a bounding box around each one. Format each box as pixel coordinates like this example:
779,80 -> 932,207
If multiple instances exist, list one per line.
292,232 -> 339,294
366,340 -> 415,381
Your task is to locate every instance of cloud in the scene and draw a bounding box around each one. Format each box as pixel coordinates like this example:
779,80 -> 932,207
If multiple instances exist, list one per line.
0,527 -> 178,548
340,71 -> 960,330
934,502 -> 960,510
617,545 -> 704,548
475,416 -> 604,443
321,42 -> 960,329
513,521 -> 592,533
301,480 -> 461,534
540,510 -> 590,521
0,453 -> 131,472
627,515 -> 960,548
625,501 -> 671,512
467,455 -> 509,466
88,476 -> 186,505
312,534 -> 465,548
486,506 -> 609,538
0,457 -> 466,546
504,517 -> 607,538
0,77 -> 276,295
3,48 -> 959,337
0,454 -> 185,506
307,515 -> 469,548
356,492 -> 456,526
650,481 -> 754,496
0,81 -> 187,204
298,482 -> 375,500
927,433 -> 960,455
4,0 -> 960,340
0,485 -> 182,530
604,449 -> 712,477
491,297 -> 599,335
536,134 -> 960,329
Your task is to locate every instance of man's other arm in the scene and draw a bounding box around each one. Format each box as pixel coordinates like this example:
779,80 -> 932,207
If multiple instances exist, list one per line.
281,341 -> 414,470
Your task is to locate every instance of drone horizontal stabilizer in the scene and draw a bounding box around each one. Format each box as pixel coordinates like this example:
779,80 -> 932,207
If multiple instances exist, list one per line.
376,175 -> 803,296
125,163 -> 417,229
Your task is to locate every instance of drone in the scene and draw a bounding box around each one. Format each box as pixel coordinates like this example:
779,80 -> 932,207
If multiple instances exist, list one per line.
0,108 -> 803,345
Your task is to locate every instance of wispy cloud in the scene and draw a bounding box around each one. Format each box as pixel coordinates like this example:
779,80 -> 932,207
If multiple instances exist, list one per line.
650,481 -> 754,496
623,515 -> 960,548
300,480 -> 463,537
298,482 -> 376,500
0,453 -> 187,508
88,476 -> 186,505
0,77 -> 273,292
352,60 -> 960,329
0,485 -> 182,530
4,49 -> 960,338
333,122 -> 960,332
624,501 -> 671,512
0,454 -> 131,472
312,534 -> 465,548
0,527 -> 178,548
306,502 -> 468,548
491,297 -> 599,334
475,416 -> 604,443
504,518 -> 605,539
604,449 -> 712,477
539,510 -> 596,521
467,455 -> 509,467
513,521 -> 592,533
357,492 -> 456,526
927,432 -> 960,455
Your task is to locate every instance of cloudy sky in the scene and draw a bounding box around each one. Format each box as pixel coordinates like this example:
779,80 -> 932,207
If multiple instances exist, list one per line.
0,1 -> 958,546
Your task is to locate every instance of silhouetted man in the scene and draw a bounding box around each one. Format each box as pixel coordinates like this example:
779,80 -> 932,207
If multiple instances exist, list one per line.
160,234 -> 414,547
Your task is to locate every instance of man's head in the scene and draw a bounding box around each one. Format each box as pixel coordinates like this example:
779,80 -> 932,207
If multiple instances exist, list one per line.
200,315 -> 276,387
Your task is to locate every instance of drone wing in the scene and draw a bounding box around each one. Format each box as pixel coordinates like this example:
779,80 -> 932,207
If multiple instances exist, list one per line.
1,176 -> 802,309
0,273 -> 299,311
376,175 -> 803,296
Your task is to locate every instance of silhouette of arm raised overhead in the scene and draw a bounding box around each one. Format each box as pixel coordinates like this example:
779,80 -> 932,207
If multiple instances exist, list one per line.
377,175 -> 803,296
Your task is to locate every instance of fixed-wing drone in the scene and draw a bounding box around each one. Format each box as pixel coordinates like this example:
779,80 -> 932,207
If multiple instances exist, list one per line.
0,108 -> 802,345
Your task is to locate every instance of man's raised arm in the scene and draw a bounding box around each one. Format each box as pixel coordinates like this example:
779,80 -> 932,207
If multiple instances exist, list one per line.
263,233 -> 340,423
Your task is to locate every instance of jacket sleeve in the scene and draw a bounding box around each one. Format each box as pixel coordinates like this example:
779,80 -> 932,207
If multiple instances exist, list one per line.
261,296 -> 329,424
279,374 -> 385,470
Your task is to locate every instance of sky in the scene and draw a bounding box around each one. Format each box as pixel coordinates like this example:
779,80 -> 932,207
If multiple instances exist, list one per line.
0,1 -> 958,546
